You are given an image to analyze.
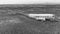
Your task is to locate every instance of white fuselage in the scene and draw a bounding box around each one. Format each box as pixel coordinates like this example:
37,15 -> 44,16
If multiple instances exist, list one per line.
28,14 -> 55,20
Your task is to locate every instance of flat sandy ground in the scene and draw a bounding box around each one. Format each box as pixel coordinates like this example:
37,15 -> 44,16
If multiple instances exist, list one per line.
0,4 -> 59,34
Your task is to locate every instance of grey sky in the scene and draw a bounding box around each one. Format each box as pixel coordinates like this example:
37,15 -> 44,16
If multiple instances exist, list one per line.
0,0 -> 59,4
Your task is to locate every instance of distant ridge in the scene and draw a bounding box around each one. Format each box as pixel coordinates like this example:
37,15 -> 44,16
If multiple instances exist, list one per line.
0,4 -> 60,7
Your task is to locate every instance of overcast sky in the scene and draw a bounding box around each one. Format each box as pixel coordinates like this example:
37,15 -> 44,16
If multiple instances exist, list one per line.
0,0 -> 60,4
